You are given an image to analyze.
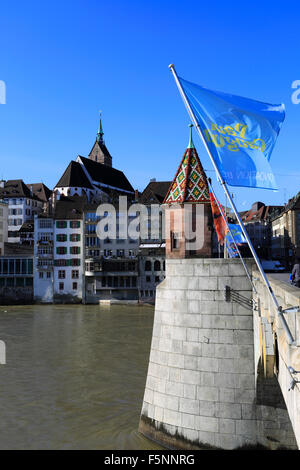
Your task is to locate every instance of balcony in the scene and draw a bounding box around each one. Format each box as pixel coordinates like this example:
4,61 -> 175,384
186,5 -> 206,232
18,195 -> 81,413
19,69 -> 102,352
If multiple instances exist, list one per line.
37,264 -> 53,271
37,239 -> 53,245
37,253 -> 53,259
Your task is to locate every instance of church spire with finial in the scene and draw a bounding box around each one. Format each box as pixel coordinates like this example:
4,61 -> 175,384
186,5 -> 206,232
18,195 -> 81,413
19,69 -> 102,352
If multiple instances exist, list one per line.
97,111 -> 104,144
88,112 -> 112,167
187,123 -> 195,149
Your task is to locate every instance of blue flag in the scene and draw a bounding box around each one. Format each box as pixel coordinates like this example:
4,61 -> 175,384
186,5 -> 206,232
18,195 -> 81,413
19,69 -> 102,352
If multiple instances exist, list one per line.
226,223 -> 247,245
178,76 -> 285,190
225,224 -> 247,258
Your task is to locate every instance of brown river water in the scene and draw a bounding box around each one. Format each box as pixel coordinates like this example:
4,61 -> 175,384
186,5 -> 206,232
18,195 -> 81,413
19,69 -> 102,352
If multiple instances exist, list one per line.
0,304 -> 164,450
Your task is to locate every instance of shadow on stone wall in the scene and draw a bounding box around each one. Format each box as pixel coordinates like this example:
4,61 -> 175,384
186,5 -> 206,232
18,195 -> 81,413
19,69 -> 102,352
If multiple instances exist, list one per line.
0,287 -> 33,305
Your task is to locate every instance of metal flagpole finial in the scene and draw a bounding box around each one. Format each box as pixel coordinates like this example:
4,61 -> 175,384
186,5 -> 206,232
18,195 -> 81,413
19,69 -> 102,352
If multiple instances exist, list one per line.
168,63 -> 175,70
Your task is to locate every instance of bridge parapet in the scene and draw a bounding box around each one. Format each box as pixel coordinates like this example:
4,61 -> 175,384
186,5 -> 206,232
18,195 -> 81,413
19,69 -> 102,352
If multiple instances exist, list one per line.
253,269 -> 300,448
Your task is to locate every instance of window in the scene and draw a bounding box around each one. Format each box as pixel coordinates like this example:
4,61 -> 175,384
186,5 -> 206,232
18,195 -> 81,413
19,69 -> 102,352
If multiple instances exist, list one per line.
155,276 -> 160,283
25,278 -> 33,287
146,276 -> 151,283
154,260 -> 161,271
70,233 -> 80,242
72,282 -> 78,290
58,270 -> 65,279
54,259 -> 67,267
145,260 -> 152,271
59,282 -> 64,291
39,219 -> 52,229
70,221 -> 80,228
56,234 -> 67,242
56,247 -> 67,255
72,270 -> 79,279
39,272 -> 44,279
47,272 -> 51,278
16,278 -> 24,287
70,246 -> 80,255
171,232 -> 179,250
56,221 -> 67,229
71,259 -> 80,266
39,233 -> 53,242
7,278 -> 14,287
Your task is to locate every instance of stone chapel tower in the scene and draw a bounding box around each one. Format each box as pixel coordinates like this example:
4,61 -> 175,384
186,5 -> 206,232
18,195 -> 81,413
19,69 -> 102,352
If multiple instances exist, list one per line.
163,124 -> 213,258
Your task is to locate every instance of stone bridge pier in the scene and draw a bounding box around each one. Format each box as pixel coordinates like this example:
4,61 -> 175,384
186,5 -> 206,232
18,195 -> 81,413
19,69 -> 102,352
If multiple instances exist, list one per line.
138,258 -> 299,450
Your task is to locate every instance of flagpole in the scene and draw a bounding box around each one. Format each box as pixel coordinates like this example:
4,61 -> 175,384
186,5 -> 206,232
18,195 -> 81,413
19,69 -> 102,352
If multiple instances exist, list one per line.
224,193 -> 228,258
169,63 -> 294,345
207,179 -> 256,293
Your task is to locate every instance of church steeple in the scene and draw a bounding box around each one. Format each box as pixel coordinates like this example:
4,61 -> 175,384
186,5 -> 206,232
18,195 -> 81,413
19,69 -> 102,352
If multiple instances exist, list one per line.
97,112 -> 104,144
89,112 -> 112,167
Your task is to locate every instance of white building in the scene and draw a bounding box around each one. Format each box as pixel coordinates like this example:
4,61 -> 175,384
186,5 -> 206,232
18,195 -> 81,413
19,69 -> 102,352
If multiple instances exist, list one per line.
0,200 -> 8,255
0,180 -> 51,243
34,215 -> 54,303
84,205 -> 139,302
53,197 -> 85,303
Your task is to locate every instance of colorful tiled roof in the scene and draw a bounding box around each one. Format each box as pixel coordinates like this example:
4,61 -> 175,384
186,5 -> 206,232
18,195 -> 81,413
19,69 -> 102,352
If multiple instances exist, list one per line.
163,125 -> 210,204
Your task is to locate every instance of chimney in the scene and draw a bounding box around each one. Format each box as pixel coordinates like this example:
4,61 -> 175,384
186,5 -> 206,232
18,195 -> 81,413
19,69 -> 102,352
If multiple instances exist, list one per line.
134,189 -> 139,202
0,180 -> 5,188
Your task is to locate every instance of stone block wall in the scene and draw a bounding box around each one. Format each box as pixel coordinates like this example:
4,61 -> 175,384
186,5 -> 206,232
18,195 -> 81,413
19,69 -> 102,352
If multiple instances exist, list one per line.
138,258 -> 297,450
253,269 -> 300,449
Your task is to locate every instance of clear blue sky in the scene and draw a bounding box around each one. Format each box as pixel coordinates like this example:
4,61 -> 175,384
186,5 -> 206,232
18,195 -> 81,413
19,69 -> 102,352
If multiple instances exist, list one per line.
0,0 -> 299,210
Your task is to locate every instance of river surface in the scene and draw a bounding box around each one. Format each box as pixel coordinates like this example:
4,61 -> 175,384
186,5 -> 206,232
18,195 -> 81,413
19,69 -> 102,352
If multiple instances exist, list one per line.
0,304 -> 164,450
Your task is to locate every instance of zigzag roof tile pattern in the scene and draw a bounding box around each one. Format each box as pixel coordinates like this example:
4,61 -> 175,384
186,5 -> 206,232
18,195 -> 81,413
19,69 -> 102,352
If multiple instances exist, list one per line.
163,146 -> 210,204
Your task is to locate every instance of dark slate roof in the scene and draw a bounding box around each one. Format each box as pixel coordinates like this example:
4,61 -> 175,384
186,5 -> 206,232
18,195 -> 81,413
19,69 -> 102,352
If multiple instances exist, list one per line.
140,181 -> 172,204
0,179 -> 34,199
55,161 -> 93,189
18,222 -> 34,233
26,183 -> 52,202
79,156 -> 134,193
0,180 -> 52,202
54,195 -> 87,220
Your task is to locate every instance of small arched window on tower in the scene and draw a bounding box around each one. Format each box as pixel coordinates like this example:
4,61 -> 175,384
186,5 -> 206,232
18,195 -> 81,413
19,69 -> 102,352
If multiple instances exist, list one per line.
171,231 -> 180,250
154,260 -> 161,271
145,260 -> 152,272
